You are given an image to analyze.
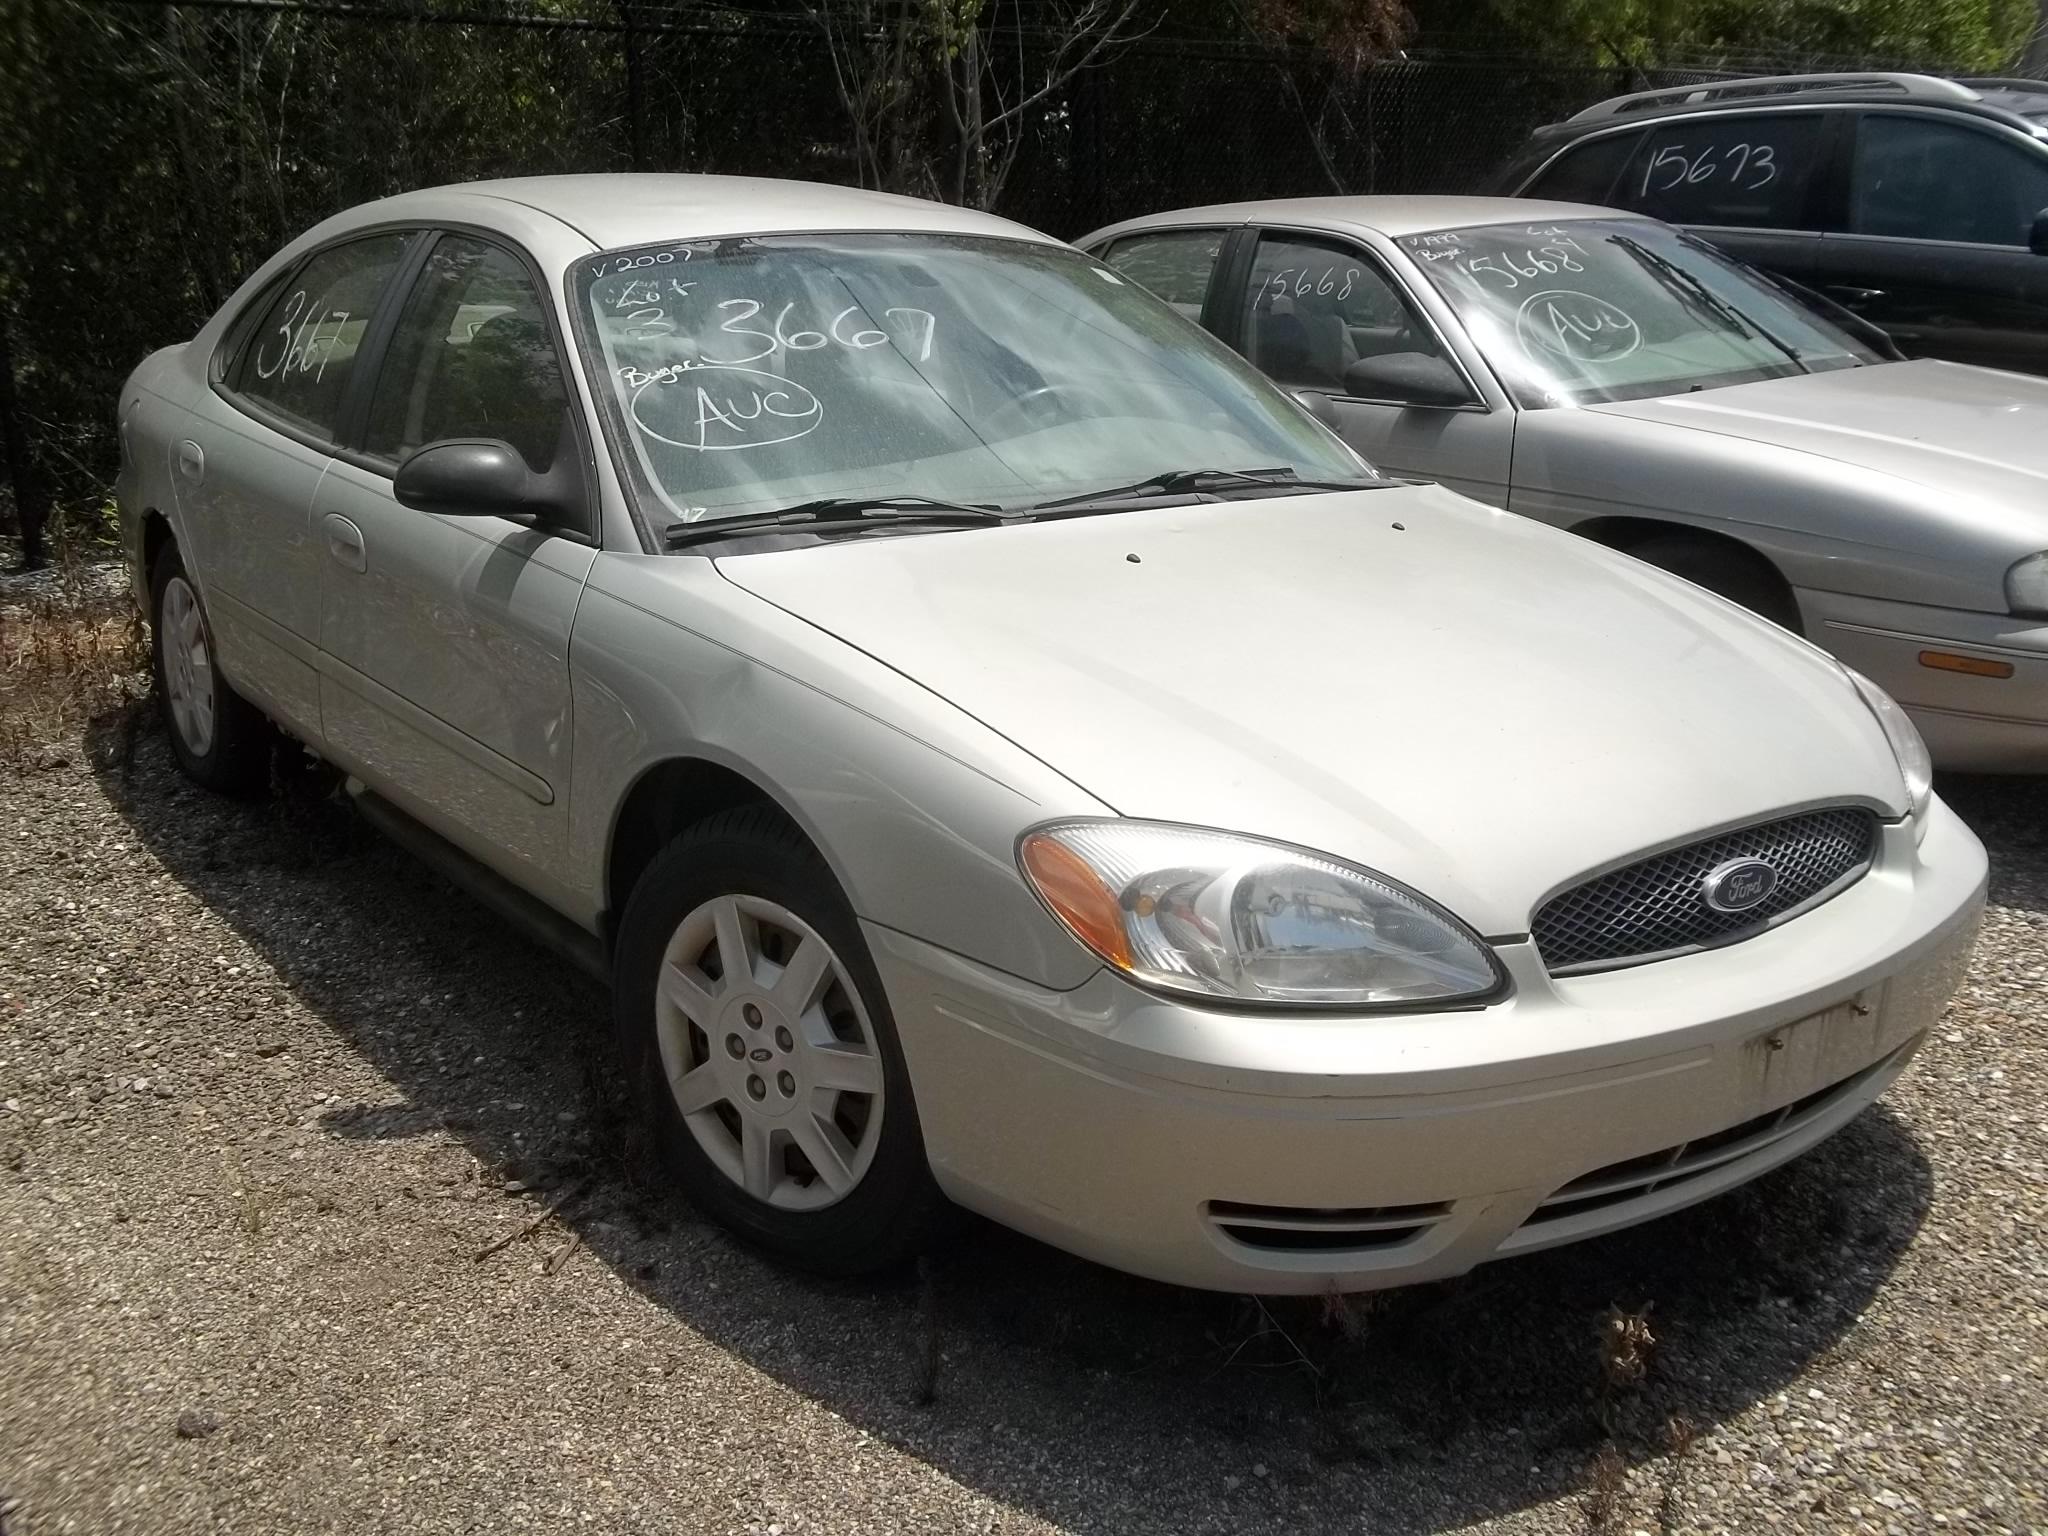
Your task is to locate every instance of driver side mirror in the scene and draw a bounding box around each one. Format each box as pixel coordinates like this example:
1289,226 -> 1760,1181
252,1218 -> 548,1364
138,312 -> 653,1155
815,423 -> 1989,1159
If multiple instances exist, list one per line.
394,438 -> 586,530
2029,208 -> 2048,257
1343,352 -> 1473,408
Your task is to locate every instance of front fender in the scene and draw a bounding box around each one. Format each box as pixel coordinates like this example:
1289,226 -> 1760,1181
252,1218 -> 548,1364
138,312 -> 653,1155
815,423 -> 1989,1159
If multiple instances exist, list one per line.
1510,408 -> 2016,613
565,553 -> 1111,990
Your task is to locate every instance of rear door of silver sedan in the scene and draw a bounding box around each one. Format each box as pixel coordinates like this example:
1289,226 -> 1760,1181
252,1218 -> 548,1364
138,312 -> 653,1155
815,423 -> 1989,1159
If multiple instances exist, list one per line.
183,232 -> 418,739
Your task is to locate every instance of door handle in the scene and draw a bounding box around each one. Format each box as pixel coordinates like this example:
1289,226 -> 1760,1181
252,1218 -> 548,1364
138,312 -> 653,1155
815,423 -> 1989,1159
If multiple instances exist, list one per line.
322,513 -> 367,574
1822,285 -> 1887,307
176,440 -> 204,481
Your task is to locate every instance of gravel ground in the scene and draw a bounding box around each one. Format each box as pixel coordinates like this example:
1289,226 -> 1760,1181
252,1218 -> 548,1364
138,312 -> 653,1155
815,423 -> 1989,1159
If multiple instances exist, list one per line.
1,705 -> 2044,1534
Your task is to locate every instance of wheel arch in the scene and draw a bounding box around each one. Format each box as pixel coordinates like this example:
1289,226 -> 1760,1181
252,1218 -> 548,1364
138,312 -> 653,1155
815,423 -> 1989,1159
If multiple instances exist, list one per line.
141,510 -> 176,606
603,755 -> 819,947
1569,514 -> 1804,633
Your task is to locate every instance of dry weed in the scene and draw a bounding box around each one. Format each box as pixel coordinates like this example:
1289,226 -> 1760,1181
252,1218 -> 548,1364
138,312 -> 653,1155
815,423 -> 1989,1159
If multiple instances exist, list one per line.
0,560 -> 148,766
1598,1303 -> 1657,1394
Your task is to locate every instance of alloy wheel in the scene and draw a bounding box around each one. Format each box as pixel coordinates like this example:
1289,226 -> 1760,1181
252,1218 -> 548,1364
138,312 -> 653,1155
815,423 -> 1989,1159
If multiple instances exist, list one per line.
160,575 -> 216,757
654,893 -> 886,1211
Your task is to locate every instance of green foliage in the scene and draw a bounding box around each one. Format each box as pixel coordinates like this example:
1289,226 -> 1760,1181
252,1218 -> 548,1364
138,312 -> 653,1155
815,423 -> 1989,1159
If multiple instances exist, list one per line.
1459,0 -> 2035,72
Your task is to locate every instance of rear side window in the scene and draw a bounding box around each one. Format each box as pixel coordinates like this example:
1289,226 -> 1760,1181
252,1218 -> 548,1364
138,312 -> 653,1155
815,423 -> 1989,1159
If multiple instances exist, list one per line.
236,234 -> 412,439
213,270 -> 293,385
1102,229 -> 1225,320
1849,114 -> 2048,245
1523,131 -> 1642,205
1622,114 -> 1825,229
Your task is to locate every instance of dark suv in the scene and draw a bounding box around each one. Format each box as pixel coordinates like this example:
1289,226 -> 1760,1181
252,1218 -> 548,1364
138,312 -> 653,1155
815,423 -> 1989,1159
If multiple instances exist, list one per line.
1492,71 -> 2048,374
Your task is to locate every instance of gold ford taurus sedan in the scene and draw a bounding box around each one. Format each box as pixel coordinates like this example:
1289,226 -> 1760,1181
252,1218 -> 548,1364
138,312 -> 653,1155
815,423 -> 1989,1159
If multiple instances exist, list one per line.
118,175 -> 1983,1292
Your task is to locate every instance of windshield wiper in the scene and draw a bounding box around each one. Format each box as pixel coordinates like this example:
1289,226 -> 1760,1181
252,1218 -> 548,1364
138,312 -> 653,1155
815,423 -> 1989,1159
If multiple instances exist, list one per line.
1610,235 -> 1811,375
663,495 -> 1024,551
1033,466 -> 1379,511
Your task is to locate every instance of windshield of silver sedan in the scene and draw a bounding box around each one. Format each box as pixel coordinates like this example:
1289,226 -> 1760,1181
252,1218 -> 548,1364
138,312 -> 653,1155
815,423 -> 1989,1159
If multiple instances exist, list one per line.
573,233 -> 1372,531
1397,219 -> 1881,408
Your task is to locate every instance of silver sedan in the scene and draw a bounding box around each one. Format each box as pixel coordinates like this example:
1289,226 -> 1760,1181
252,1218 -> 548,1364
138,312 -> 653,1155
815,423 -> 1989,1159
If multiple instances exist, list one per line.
118,176 -> 1983,1293
1084,196 -> 2048,771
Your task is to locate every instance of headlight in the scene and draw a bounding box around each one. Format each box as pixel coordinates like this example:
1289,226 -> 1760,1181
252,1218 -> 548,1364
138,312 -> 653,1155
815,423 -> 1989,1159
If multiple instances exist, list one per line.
2006,551 -> 2048,619
1017,821 -> 1505,1008
1846,668 -> 1933,820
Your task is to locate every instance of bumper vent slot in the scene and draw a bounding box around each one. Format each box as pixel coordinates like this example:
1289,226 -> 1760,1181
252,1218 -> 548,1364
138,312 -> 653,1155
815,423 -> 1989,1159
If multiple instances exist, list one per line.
1532,807 -> 1879,974
1205,1199 -> 1452,1253
1524,1046 -> 1905,1228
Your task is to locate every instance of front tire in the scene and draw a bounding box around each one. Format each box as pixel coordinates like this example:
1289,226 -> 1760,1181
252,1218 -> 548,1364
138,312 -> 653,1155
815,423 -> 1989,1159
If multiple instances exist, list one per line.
612,806 -> 941,1276
149,544 -> 272,795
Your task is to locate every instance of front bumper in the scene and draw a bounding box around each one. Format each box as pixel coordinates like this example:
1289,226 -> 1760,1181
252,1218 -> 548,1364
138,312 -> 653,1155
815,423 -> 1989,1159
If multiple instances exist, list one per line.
1802,588 -> 2048,772
870,799 -> 1986,1293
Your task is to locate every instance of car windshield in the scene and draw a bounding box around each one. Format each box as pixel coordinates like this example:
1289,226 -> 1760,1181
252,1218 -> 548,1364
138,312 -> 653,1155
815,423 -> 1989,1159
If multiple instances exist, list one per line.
572,233 -> 1369,529
1397,218 -> 1882,408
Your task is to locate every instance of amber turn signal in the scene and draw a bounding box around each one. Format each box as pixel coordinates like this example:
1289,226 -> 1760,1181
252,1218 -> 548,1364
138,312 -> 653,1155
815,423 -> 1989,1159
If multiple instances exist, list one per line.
1918,650 -> 2014,679
1019,831 -> 1132,968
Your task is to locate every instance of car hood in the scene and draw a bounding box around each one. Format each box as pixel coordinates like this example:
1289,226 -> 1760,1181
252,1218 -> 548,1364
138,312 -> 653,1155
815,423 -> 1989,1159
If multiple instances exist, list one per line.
1588,359 -> 2048,508
715,485 -> 1905,935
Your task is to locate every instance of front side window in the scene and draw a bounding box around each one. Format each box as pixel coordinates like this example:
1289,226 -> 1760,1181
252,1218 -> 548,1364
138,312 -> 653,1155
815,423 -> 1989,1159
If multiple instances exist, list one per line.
1621,114 -> 1825,229
1524,130 -> 1643,205
237,234 -> 412,439
1102,229 -> 1225,320
1848,114 -> 2048,245
1241,234 -> 1448,393
366,235 -> 571,473
1399,218 -> 1880,408
573,233 -> 1364,527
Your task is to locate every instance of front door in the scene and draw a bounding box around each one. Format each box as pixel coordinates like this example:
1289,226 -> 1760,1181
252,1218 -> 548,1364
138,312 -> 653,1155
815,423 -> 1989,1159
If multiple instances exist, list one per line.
1234,230 -> 1514,505
315,232 -> 598,907
1816,111 -> 2048,374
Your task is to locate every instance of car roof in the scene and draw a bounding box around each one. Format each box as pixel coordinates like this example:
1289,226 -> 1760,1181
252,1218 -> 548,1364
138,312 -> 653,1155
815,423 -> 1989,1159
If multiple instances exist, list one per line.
304,173 -> 1058,253
1966,81 -> 2048,120
1086,195 -> 1628,247
1527,71 -> 2048,146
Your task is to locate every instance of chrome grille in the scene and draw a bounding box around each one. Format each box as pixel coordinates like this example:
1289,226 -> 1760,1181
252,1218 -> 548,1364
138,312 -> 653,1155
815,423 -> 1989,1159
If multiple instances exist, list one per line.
1532,808 -> 1879,974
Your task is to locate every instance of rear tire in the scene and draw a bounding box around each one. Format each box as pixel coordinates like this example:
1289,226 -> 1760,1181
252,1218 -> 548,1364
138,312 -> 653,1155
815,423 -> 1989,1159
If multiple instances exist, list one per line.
612,806 -> 941,1277
1623,534 -> 1802,633
149,544 -> 272,796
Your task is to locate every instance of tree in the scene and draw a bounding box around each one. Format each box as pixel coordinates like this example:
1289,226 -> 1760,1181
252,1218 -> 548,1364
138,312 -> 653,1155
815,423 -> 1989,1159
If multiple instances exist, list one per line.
1446,0 -> 2034,73
1222,0 -> 1411,192
2025,0 -> 2048,74
800,0 -> 1149,208
932,0 -> 1146,208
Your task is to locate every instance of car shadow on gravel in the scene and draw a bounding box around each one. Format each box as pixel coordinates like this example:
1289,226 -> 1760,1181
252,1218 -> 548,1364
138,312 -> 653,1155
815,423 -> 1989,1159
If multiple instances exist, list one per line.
86,722 -> 1939,1535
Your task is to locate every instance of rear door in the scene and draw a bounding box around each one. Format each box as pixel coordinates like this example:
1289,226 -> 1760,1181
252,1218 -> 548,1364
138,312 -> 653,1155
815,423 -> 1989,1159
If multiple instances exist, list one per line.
1228,229 -> 1513,504
313,230 -> 600,905
1611,109 -> 1834,281
179,232 -> 418,736
1814,109 -> 2048,373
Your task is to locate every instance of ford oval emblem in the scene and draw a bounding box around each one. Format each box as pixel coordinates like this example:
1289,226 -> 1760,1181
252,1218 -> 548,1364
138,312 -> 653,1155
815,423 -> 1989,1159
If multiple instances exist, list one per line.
1702,857 -> 1779,914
